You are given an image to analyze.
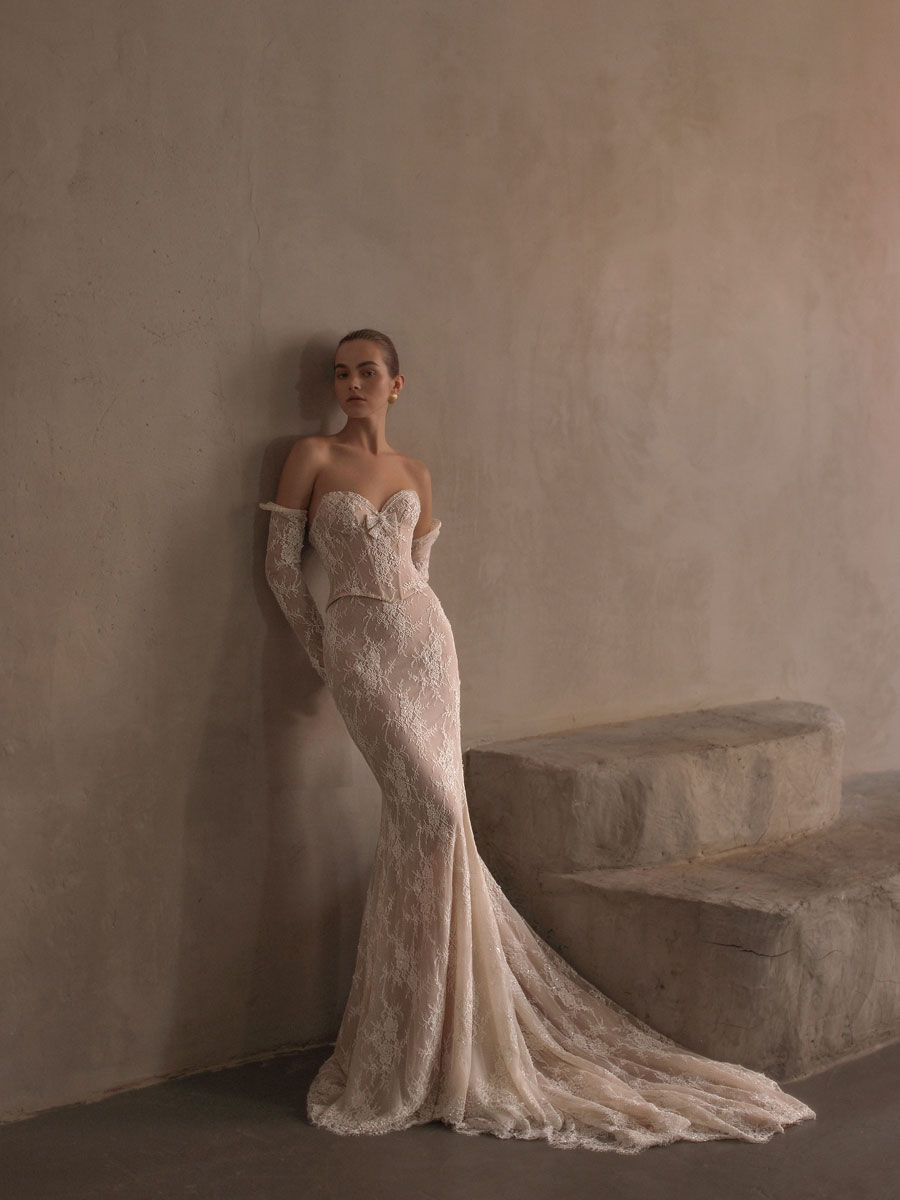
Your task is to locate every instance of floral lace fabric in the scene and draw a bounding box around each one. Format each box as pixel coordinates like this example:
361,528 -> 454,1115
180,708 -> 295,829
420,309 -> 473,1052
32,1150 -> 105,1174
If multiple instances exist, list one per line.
260,489 -> 815,1154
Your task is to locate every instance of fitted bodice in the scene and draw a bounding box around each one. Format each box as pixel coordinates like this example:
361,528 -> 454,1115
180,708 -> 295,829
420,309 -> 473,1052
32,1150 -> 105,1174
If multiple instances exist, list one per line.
308,489 -> 436,609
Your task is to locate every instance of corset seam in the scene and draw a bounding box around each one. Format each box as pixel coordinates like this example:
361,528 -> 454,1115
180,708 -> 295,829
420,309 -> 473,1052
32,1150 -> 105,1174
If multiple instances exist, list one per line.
325,578 -> 427,610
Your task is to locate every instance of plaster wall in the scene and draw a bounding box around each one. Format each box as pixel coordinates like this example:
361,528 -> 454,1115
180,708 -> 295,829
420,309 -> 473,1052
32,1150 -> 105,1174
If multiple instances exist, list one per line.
3,0 -> 900,1118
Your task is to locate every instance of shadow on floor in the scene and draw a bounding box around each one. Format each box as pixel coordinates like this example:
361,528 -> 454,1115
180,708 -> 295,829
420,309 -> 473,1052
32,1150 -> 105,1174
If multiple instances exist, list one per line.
1,1040 -> 898,1200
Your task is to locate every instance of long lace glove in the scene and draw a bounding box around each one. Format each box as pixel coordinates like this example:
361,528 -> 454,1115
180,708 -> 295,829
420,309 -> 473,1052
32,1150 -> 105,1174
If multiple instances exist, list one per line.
410,518 -> 441,584
259,502 -> 328,684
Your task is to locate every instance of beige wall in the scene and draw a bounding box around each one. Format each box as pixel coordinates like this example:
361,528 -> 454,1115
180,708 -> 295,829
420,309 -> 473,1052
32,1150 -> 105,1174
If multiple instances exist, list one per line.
3,0 -> 900,1119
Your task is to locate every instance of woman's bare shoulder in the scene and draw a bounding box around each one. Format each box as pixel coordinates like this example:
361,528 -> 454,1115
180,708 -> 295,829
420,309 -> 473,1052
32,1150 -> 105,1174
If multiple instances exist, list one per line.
286,432 -> 333,460
275,435 -> 332,508
402,455 -> 433,490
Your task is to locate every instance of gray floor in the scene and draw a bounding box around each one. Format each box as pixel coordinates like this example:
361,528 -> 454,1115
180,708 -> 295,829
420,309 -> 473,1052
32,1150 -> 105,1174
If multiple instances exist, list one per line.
2,1040 -> 899,1200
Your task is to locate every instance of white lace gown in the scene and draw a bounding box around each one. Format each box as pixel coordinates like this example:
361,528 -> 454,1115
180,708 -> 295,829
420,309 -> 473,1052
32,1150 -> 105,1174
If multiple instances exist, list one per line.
260,488 -> 815,1154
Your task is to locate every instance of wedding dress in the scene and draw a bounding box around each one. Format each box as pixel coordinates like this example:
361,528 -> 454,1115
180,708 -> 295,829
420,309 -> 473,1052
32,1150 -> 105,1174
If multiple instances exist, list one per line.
260,487 -> 815,1154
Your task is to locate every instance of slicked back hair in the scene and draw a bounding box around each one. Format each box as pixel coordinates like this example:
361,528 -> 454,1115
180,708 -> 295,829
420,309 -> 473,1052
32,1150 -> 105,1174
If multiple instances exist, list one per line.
337,329 -> 400,378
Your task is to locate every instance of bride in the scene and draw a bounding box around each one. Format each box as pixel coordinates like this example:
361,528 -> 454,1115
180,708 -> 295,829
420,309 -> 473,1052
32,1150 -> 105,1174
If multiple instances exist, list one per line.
259,328 -> 815,1154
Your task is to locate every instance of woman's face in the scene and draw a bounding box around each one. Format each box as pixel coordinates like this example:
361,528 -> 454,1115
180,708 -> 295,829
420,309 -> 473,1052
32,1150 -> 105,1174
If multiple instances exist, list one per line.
333,340 -> 402,415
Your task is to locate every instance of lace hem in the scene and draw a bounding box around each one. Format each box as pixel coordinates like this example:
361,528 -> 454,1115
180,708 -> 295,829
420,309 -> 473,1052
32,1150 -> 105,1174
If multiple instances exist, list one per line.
259,500 -> 305,516
308,1092 -> 814,1155
412,517 -> 441,548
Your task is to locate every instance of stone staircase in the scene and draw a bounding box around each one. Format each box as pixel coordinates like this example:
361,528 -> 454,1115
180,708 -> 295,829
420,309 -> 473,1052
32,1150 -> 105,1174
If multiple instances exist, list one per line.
463,700 -> 900,1081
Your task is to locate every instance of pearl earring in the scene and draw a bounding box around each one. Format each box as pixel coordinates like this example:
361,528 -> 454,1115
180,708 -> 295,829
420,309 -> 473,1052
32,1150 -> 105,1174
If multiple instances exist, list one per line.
388,392 -> 398,403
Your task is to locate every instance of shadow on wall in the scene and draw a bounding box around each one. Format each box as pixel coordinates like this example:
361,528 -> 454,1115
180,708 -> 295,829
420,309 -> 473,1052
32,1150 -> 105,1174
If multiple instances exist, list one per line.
160,336 -> 379,1083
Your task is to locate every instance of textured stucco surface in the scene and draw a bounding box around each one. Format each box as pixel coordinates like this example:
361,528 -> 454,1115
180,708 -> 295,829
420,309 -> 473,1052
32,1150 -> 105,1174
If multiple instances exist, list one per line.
464,699 -> 845,870
3,0 -> 900,1118
536,772 -> 900,1080
466,714 -> 900,1079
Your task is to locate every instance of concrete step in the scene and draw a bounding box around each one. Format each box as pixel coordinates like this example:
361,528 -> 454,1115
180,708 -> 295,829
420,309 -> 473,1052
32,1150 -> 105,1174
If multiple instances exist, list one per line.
486,770 -> 900,1081
465,699 -> 844,871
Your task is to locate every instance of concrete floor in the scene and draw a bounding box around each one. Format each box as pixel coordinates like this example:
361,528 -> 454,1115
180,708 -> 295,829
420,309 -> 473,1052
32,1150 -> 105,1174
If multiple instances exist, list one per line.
2,1040 -> 899,1200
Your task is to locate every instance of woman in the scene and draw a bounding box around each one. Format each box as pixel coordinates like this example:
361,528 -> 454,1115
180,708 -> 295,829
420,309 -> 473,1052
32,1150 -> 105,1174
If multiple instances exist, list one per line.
259,329 -> 815,1153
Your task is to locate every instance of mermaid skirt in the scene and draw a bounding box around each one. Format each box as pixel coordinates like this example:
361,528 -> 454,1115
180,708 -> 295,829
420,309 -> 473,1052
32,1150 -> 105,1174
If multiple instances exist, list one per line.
306,586 -> 814,1154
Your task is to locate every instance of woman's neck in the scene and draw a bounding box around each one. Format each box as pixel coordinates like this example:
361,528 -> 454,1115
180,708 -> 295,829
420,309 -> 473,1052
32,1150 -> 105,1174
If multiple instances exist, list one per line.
334,417 -> 394,456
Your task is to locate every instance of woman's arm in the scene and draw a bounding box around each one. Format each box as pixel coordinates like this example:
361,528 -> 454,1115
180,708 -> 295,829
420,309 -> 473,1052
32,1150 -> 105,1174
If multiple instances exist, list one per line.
408,460 -> 441,582
260,438 -> 330,684
409,459 -> 433,539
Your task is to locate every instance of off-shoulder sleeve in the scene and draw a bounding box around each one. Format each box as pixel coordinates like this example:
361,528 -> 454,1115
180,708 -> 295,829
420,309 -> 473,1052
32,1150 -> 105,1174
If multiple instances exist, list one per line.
410,518 -> 441,584
259,502 -> 328,684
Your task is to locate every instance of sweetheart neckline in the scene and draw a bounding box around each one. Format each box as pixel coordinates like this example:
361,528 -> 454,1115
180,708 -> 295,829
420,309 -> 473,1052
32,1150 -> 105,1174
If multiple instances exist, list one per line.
309,488 -> 419,534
